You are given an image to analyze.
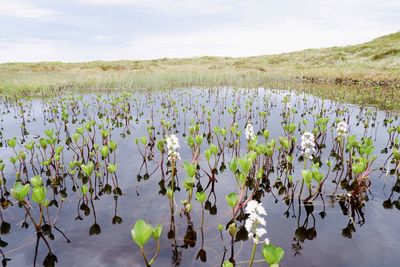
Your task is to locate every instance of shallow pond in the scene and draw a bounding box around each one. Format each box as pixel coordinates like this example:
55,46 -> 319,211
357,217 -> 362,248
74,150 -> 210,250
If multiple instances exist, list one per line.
0,88 -> 399,267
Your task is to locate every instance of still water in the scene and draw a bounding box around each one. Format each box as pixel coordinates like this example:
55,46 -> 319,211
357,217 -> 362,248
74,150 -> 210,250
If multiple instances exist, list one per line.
0,88 -> 399,267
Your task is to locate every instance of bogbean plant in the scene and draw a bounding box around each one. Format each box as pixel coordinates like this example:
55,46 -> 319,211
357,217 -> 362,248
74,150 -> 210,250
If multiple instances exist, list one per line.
390,146 -> 400,175
223,124 -> 284,266
11,175 -> 67,266
1,89 -> 399,266
182,161 -> 197,214
131,220 -> 163,266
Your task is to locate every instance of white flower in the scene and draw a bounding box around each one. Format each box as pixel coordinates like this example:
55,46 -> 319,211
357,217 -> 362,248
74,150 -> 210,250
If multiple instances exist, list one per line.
256,228 -> 267,237
245,199 -> 259,213
245,200 -> 269,244
300,131 -> 316,160
165,134 -> 180,161
336,121 -> 348,139
245,123 -> 255,141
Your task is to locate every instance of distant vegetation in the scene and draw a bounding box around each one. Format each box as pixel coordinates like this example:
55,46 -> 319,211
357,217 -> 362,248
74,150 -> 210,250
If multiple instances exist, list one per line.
0,32 -> 399,107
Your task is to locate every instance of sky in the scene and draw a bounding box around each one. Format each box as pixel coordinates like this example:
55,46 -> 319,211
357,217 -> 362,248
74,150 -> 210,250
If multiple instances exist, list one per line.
0,0 -> 399,62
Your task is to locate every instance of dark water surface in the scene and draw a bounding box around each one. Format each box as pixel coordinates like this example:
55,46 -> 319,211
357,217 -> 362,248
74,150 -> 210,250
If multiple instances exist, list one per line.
0,88 -> 399,267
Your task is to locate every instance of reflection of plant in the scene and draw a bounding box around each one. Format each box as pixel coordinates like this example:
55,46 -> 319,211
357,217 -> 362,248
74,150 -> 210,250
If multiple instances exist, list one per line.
131,220 -> 163,267
2,87 -> 400,266
195,191 -> 207,262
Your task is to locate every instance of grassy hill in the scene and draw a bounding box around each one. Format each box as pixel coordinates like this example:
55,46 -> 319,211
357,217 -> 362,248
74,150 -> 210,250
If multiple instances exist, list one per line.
0,32 -> 399,97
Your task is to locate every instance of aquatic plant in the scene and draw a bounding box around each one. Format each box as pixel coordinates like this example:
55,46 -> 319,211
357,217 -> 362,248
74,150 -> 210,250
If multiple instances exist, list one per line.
300,131 -> 316,161
131,219 -> 163,266
245,123 -> 256,141
166,134 -> 181,162
0,87 -> 398,266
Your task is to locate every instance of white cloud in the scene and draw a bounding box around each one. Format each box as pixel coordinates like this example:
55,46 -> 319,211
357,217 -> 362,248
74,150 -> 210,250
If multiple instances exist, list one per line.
0,0 -> 398,62
0,0 -> 58,19
76,0 -> 239,14
0,38 -> 66,62
1,23 -> 396,63
124,24 -> 396,58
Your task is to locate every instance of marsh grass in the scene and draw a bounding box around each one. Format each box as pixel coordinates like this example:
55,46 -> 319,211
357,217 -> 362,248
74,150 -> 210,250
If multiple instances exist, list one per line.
0,32 -> 399,108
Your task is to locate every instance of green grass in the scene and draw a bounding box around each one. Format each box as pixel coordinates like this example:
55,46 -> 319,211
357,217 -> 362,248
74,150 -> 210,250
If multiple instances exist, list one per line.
0,32 -> 399,108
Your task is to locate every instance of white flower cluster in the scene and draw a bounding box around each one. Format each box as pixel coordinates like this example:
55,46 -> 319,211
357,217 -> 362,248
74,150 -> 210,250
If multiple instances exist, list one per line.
301,131 -> 316,160
165,134 -> 181,161
245,200 -> 270,244
336,121 -> 348,139
245,123 -> 255,141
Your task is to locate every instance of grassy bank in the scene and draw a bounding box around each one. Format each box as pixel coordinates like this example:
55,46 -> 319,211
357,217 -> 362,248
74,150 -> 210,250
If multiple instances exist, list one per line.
0,32 -> 399,108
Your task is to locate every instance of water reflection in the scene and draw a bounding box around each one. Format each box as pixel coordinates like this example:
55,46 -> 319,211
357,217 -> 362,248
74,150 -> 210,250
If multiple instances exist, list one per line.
0,88 -> 399,266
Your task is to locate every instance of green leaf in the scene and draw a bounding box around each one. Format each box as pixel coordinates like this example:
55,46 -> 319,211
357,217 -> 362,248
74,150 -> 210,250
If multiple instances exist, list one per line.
76,127 -> 84,135
81,162 -> 94,177
312,170 -> 323,183
152,224 -> 163,240
262,243 -> 285,266
7,137 -> 17,148
205,149 -> 212,162
279,137 -> 290,150
228,223 -> 237,236
109,141 -> 118,152
225,192 -> 238,208
100,145 -> 109,158
107,163 -> 117,174
10,182 -> 31,202
210,144 -> 218,154
131,220 -> 154,248
229,158 -> 238,172
223,261 -> 234,267
263,130 -> 270,140
141,136 -> 147,145
196,191 -> 207,203
32,186 -> 47,204
183,177 -> 194,190
81,184 -> 89,195
183,162 -> 197,178
156,140 -> 165,152
30,175 -> 43,187
393,149 -> 400,161
195,135 -> 203,145
301,170 -> 312,187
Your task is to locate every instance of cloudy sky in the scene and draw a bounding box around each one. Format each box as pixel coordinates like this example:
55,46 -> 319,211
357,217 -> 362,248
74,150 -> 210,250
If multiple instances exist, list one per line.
0,0 -> 399,62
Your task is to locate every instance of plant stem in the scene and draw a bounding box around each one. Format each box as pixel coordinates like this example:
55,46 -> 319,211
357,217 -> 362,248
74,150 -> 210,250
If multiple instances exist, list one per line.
140,246 -> 149,267
248,242 -> 257,267
149,239 -> 160,266
299,159 -> 307,198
